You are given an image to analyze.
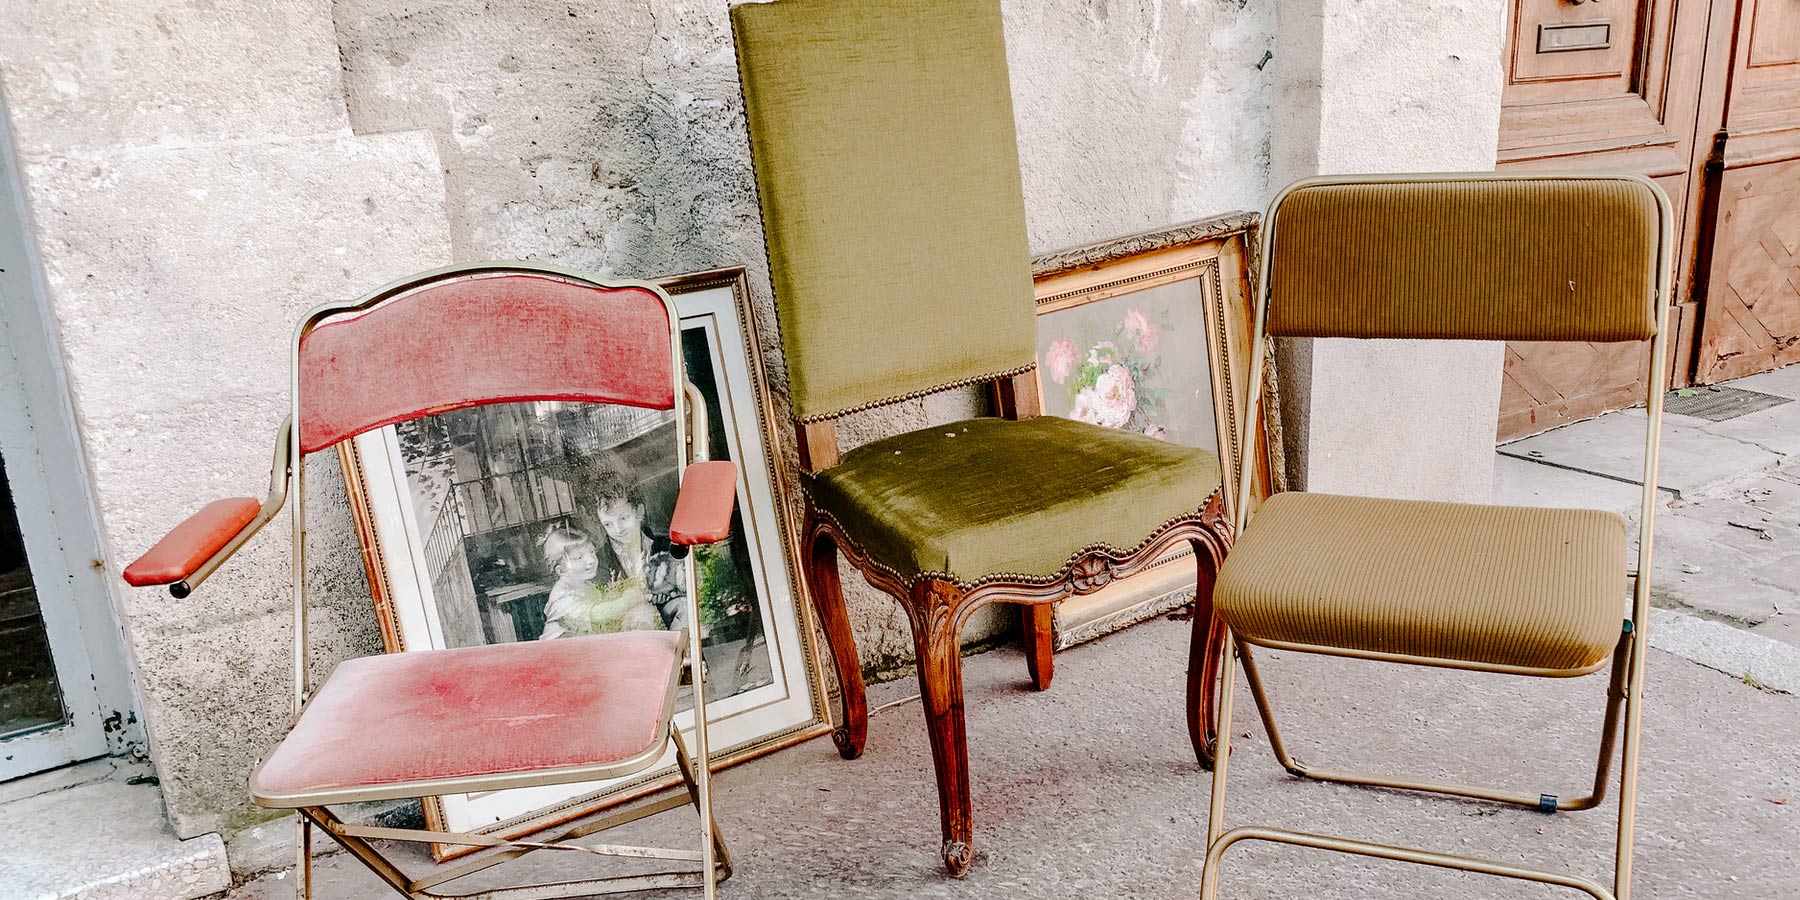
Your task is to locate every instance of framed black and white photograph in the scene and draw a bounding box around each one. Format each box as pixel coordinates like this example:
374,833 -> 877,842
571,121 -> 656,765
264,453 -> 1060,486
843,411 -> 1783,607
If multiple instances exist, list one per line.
341,267 -> 828,855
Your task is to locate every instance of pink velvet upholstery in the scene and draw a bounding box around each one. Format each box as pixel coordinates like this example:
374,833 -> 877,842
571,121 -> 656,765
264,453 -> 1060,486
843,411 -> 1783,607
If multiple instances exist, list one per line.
122,497 -> 261,586
296,272 -> 675,453
251,630 -> 684,807
670,461 -> 737,546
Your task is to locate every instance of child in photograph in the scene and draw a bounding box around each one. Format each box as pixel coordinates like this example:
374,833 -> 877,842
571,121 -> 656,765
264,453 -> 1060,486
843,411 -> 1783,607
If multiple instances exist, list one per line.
575,463 -> 693,632
537,525 -> 662,640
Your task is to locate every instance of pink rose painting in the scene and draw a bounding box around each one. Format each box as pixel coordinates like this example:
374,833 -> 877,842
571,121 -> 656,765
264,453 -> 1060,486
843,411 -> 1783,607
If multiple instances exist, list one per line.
1045,307 -> 1171,436
1123,308 -> 1158,354
1046,338 -> 1079,384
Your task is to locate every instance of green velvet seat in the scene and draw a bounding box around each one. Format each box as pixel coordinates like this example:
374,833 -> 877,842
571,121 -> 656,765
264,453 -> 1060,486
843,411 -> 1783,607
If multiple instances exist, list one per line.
807,417 -> 1221,586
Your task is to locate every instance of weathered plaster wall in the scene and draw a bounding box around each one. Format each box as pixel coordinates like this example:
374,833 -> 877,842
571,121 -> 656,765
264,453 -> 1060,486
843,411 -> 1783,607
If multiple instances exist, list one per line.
1270,0 -> 1509,502
2,0 -> 1278,867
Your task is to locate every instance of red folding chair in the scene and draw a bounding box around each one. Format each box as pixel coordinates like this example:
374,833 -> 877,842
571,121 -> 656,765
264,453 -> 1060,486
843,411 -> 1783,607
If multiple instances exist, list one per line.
122,262 -> 738,899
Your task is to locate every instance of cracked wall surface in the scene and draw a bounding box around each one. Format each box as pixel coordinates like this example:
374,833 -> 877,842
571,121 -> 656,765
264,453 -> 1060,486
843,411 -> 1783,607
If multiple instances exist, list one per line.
1,0 -> 1273,863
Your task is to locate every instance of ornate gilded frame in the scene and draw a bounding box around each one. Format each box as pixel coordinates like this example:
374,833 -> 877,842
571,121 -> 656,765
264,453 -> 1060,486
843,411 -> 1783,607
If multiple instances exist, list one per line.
1029,212 -> 1281,650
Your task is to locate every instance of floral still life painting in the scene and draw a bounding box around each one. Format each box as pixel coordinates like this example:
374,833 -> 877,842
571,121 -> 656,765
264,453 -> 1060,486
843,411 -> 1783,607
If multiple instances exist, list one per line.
1038,278 -> 1219,454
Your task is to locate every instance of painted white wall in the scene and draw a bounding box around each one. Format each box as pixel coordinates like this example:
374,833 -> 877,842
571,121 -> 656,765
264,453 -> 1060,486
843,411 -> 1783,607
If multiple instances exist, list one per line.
1270,0 -> 1509,502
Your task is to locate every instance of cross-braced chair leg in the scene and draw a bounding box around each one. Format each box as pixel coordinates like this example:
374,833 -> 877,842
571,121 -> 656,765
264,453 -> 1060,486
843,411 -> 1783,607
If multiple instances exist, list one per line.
1199,626 -> 1647,900
290,716 -> 732,900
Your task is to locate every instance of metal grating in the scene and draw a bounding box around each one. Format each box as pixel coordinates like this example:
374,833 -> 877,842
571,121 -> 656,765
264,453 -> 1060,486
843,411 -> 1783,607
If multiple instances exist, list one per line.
1663,385 -> 1793,422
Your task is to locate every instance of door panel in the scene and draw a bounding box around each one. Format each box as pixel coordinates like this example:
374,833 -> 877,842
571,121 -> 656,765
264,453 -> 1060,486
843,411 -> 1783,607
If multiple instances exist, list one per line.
1496,0 -> 1714,439
1697,156 -> 1800,380
1694,0 -> 1800,381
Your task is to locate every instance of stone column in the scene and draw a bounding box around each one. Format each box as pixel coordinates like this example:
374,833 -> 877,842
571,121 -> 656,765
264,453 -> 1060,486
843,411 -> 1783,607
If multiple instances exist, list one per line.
1270,0 -> 1509,502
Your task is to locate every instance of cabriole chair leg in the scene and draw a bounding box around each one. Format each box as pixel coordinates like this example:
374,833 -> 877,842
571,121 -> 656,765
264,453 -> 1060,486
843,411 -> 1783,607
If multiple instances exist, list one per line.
806,531 -> 867,760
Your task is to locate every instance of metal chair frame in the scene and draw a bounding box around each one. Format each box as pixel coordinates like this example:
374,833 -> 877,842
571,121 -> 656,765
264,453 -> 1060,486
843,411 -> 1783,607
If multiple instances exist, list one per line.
156,262 -> 731,899
1199,172 -> 1673,900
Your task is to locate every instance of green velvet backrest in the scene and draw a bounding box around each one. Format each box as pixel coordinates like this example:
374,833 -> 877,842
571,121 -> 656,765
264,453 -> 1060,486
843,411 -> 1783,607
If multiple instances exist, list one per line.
731,0 -> 1038,422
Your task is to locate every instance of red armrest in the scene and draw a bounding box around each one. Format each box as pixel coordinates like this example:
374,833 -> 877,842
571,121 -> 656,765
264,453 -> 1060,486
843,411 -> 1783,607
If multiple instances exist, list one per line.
123,497 -> 262,587
670,461 -> 737,546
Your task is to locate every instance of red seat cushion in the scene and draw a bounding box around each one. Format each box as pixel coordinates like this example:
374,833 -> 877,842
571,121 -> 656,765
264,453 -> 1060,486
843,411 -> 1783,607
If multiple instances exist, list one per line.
251,631 -> 684,807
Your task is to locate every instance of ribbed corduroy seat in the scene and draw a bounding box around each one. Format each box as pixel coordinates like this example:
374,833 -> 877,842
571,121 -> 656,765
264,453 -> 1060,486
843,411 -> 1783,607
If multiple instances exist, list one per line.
1214,492 -> 1627,672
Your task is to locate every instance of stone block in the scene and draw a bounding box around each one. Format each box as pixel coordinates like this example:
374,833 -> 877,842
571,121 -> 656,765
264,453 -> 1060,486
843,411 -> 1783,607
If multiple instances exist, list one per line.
25,131 -> 450,424
0,0 -> 348,155
1002,0 -> 1272,250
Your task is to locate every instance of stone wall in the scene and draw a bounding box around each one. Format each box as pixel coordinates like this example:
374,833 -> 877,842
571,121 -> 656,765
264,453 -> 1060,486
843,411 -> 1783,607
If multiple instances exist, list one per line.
0,0 -> 1278,862
0,0 -> 454,851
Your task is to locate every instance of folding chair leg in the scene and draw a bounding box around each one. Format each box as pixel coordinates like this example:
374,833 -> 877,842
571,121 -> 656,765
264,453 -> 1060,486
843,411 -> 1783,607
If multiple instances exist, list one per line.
1201,630 -> 1644,899
298,806 -> 416,898
672,724 -> 734,881
1614,619 -> 1650,899
1199,627 -> 1240,900
1234,636 -> 1631,812
296,816 -> 314,900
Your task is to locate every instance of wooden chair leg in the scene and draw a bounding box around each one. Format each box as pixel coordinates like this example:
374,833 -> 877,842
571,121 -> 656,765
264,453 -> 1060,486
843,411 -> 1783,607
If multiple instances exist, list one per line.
1021,602 -> 1055,691
911,579 -> 975,877
806,531 -> 867,759
1187,535 -> 1226,768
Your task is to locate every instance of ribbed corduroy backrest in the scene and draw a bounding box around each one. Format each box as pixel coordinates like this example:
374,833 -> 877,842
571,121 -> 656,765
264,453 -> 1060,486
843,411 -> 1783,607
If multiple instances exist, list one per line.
1266,176 -> 1662,342
732,0 -> 1038,421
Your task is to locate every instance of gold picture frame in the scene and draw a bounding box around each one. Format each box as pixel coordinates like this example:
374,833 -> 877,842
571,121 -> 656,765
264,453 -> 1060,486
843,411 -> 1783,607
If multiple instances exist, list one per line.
1029,213 -> 1279,648
339,266 -> 830,859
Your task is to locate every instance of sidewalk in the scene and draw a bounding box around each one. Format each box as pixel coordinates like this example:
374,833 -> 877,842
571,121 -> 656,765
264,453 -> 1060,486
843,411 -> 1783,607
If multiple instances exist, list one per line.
222,368 -> 1800,900
228,617 -> 1797,899
1499,363 -> 1800,691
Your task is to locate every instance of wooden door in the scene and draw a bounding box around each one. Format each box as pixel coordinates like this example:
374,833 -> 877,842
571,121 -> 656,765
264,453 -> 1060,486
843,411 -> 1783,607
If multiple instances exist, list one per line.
1693,0 -> 1800,382
1495,0 -> 1718,439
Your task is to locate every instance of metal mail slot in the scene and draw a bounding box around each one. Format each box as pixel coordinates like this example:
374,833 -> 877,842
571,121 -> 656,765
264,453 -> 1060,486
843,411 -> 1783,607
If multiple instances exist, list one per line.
1538,21 -> 1612,53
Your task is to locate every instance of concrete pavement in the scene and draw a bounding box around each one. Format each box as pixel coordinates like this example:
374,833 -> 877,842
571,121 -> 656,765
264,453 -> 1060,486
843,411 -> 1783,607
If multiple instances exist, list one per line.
1499,364 -> 1800,693
226,365 -> 1800,900
228,615 -> 1796,899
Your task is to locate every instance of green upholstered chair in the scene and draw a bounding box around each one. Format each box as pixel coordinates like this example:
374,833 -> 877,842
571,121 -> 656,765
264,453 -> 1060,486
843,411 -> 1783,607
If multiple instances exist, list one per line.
731,0 -> 1231,876
1198,172 -> 1673,900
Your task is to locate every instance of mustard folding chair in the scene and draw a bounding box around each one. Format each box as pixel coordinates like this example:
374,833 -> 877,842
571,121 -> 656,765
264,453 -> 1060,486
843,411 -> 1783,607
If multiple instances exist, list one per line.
1198,173 -> 1672,899
121,263 -> 738,899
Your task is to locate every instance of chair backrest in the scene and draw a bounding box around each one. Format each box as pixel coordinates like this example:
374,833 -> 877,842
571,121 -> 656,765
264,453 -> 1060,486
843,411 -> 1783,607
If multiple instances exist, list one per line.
282,263 -> 692,707
294,265 -> 678,454
732,0 -> 1037,422
1265,174 -> 1664,342
1237,171 -> 1674,587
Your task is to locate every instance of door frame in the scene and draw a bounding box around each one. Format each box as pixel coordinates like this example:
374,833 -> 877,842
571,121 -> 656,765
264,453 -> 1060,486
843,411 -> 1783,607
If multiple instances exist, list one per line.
0,84 -> 140,777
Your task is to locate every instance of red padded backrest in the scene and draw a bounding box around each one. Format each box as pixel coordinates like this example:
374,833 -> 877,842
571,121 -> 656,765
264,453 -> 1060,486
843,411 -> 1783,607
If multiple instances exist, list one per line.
297,271 -> 674,453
